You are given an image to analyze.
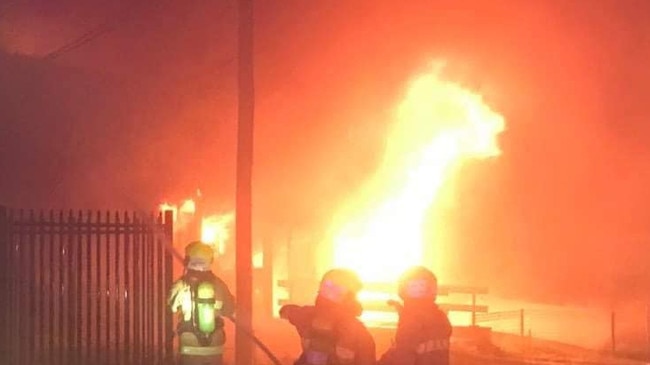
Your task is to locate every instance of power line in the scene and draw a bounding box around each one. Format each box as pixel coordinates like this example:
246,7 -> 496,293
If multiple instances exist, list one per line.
42,1 -> 150,61
43,23 -> 116,60
40,1 -> 154,201
41,0 -> 232,62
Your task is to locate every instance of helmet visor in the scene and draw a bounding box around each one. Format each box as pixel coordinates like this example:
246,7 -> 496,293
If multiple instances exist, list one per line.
403,278 -> 434,299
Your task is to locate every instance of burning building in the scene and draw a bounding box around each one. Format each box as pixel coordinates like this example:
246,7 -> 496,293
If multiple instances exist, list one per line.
161,61 -> 505,329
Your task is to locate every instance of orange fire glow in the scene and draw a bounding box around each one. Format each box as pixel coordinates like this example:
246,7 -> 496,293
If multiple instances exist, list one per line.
159,200 -> 264,269
201,213 -> 234,255
159,202 -> 179,222
331,62 -> 505,316
179,199 -> 196,214
158,198 -> 234,257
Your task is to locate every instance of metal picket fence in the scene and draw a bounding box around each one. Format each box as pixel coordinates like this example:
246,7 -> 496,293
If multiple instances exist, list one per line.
0,206 -> 175,365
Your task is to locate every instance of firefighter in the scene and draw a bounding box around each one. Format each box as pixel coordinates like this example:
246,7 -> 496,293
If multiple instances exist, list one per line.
168,241 -> 235,365
378,266 -> 451,365
279,268 -> 376,365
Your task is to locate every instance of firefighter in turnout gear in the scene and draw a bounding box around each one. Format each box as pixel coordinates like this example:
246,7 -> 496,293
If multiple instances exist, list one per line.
168,241 -> 235,365
279,268 -> 376,365
378,266 -> 451,365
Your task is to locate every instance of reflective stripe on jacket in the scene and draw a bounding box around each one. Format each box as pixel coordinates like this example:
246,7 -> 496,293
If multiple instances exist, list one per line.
415,338 -> 449,354
180,345 -> 224,356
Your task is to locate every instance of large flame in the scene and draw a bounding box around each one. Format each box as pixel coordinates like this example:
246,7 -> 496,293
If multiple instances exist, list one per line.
332,62 -> 505,286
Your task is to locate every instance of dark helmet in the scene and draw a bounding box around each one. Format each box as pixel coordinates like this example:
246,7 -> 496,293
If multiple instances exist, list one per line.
397,266 -> 438,301
318,268 -> 362,303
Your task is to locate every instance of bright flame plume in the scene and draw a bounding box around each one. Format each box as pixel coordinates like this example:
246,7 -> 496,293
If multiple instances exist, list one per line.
332,61 -> 505,285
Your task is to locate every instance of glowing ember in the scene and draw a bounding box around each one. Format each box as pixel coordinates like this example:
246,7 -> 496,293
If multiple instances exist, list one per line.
331,62 -> 505,311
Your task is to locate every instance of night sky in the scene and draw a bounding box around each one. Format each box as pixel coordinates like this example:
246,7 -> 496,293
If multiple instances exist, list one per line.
1,0 -> 650,305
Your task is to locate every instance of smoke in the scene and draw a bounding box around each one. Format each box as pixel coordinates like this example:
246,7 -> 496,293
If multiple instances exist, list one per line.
0,0 -> 239,210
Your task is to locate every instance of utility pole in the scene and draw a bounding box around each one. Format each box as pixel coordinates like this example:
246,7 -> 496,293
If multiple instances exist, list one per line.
235,0 -> 254,364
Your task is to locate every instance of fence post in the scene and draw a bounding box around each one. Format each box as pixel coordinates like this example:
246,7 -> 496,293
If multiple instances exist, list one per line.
286,233 -> 293,304
164,210 -> 174,365
262,237 -> 274,319
0,206 -> 7,360
611,311 -> 616,354
646,304 -> 649,363
520,309 -> 525,337
471,293 -> 476,326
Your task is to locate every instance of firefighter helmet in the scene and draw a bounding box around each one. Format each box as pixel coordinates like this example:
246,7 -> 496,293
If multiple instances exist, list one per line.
397,266 -> 438,300
318,268 -> 362,303
184,241 -> 214,271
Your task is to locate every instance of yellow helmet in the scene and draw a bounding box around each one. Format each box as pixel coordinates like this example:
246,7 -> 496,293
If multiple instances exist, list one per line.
184,241 -> 214,271
318,268 -> 362,303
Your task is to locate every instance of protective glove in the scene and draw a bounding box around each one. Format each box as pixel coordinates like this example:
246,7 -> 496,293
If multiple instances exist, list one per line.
279,304 -> 299,320
387,299 -> 403,315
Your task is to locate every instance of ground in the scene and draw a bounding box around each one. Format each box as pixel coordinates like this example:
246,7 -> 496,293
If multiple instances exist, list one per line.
216,317 -> 648,365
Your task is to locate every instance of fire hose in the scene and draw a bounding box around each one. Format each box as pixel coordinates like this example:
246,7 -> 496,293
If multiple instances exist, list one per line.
225,315 -> 283,365
161,238 -> 283,365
